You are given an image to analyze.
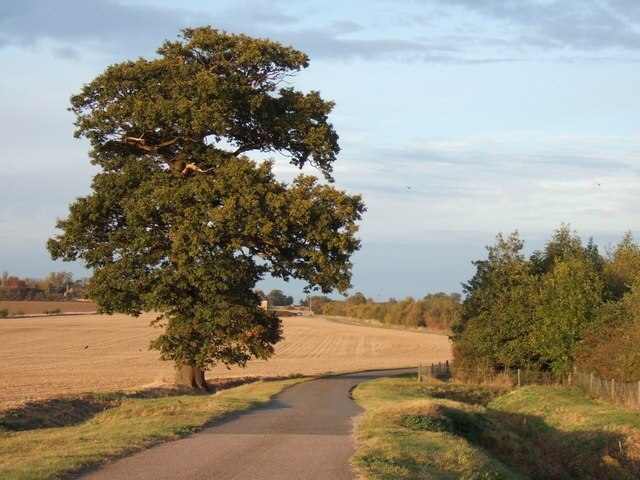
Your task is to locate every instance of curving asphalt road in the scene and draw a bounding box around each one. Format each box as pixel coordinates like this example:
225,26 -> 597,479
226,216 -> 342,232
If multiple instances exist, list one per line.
78,368 -> 413,480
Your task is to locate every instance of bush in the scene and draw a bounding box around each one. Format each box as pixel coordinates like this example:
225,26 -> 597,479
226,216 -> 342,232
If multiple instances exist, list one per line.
401,413 -> 451,432
0,308 -> 8,319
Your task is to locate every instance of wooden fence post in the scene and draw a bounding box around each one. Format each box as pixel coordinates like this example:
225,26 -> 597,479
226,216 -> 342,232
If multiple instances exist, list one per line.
418,363 -> 422,382
611,378 -> 615,401
517,369 -> 521,388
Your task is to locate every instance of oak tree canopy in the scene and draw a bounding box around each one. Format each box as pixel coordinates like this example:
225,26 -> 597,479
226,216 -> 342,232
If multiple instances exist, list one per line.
48,27 -> 365,390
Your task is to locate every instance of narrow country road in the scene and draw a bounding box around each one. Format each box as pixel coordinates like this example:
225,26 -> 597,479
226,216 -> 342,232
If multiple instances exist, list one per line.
78,368 -> 413,480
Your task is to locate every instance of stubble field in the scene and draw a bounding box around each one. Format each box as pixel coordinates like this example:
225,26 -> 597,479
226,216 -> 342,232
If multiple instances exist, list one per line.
0,301 -> 97,316
0,312 -> 451,409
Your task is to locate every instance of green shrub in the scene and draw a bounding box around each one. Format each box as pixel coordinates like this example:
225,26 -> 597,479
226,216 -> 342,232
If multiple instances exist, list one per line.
401,413 -> 452,432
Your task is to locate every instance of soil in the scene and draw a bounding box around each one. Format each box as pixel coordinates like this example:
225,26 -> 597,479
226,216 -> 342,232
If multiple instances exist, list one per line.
0,300 -> 97,316
0,312 -> 451,409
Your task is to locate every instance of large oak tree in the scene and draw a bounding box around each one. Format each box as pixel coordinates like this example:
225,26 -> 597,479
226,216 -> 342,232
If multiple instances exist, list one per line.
48,27 -> 364,390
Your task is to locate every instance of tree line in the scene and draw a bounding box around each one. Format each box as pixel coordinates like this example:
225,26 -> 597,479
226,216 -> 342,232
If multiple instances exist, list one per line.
0,271 -> 88,301
453,225 -> 640,382
320,291 -> 461,330
254,289 -> 295,307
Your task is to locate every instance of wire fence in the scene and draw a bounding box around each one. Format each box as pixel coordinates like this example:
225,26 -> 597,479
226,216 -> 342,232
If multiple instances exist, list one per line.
417,362 -> 640,410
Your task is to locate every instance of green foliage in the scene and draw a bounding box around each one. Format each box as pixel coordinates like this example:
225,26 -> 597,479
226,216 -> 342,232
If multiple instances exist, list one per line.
353,376 -> 527,480
321,292 -> 460,329
455,232 -> 539,370
604,231 -> 640,300
576,280 -> 640,381
265,289 -> 294,307
354,376 -> 640,480
305,295 -> 332,313
400,413 -> 452,432
533,254 -> 603,373
0,308 -> 8,319
454,226 -> 640,377
47,27 -> 364,372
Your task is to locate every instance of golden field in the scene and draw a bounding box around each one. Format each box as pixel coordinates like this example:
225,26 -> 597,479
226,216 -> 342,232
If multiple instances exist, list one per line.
0,312 -> 451,409
0,300 -> 97,316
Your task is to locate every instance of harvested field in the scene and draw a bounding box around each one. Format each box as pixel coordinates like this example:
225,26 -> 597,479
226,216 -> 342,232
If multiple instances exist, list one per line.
0,300 -> 97,316
0,313 -> 451,409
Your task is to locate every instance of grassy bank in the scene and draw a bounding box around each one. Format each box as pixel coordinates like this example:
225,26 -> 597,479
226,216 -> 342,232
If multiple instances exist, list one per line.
0,378 -> 306,480
352,375 -> 640,479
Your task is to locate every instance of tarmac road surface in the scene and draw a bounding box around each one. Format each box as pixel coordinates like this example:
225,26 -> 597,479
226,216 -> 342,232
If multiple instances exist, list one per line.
78,368 -> 413,480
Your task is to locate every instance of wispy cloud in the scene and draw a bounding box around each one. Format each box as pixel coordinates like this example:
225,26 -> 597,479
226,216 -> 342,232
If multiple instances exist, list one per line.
5,0 -> 640,64
433,0 -> 640,54
330,130 -> 640,243
0,0 -> 187,50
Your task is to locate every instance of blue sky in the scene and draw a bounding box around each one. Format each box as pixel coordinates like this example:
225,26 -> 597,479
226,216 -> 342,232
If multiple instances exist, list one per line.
1,0 -> 639,301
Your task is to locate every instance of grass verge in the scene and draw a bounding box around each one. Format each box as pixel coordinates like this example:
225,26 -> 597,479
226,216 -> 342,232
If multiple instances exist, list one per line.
0,377 -> 306,480
352,375 -> 640,479
352,375 -> 521,480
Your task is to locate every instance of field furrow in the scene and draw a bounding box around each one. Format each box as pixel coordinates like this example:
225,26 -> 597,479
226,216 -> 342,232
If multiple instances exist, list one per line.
0,313 -> 451,409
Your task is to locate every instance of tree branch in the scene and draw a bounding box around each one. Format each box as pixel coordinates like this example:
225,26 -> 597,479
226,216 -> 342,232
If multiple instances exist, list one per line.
181,163 -> 215,176
233,142 -> 268,156
124,135 -> 186,152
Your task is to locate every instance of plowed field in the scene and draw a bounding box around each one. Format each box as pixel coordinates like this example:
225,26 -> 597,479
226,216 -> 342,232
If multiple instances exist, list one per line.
0,313 -> 451,409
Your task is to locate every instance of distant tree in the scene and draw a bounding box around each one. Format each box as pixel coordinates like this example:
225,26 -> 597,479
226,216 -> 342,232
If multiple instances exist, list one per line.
308,295 -> 332,313
6,276 -> 27,289
454,227 -> 613,375
319,292 -> 460,329
44,271 -> 74,295
345,291 -> 367,305
454,232 -> 539,370
48,27 -> 364,391
458,231 -> 527,333
266,289 -> 294,307
530,224 -> 604,276
532,254 -> 603,373
576,280 -> 640,382
604,232 -> 640,300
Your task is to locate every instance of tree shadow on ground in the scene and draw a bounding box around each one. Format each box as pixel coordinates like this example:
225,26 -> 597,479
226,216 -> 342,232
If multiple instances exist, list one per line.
398,379 -> 640,479
0,376 -> 268,431
416,399 -> 640,480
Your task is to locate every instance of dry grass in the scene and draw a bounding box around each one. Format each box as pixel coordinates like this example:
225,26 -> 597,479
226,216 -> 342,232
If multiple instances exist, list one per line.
0,313 -> 451,409
353,377 -> 640,479
0,378 -> 307,480
0,301 -> 97,316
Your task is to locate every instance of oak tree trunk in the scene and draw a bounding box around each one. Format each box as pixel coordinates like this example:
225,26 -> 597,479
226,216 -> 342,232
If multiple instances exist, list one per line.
175,365 -> 212,392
